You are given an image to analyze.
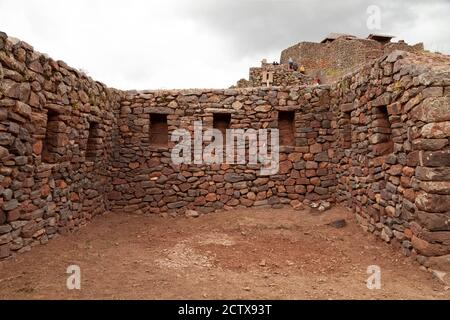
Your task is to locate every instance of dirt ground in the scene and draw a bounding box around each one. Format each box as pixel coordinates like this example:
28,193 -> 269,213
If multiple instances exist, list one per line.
0,205 -> 448,300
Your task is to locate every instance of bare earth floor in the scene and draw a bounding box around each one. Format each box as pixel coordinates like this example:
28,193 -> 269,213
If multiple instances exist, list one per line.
0,206 -> 449,300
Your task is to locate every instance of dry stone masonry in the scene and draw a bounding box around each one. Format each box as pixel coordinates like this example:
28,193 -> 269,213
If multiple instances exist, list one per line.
233,61 -> 314,88
332,51 -> 450,263
0,32 -> 120,258
281,33 -> 424,83
112,87 -> 334,215
1,30 -> 449,271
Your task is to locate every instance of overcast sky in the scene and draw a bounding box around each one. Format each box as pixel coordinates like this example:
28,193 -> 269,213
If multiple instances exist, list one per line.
0,0 -> 449,89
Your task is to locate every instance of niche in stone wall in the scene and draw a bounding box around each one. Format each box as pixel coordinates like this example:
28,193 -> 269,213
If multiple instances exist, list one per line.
213,113 -> 231,137
371,106 -> 394,156
278,111 -> 295,146
212,113 -> 231,148
341,111 -> 352,149
149,113 -> 168,147
42,110 -> 67,164
86,122 -> 101,161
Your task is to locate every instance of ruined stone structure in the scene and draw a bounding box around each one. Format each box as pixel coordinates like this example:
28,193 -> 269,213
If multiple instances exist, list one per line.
281,33 -> 424,83
235,62 -> 314,88
1,30 -> 449,271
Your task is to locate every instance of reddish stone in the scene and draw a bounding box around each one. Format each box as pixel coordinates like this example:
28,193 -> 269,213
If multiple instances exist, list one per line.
240,198 -> 254,207
290,170 -> 300,179
416,192 -> 450,213
372,141 -> 394,156
400,176 -> 411,188
227,198 -> 239,206
407,151 -> 419,166
310,177 -> 321,186
129,162 -> 140,169
205,193 -> 217,202
247,192 -> 256,201
295,185 -> 306,194
7,208 -> 20,222
412,235 -> 450,257
112,178 -> 127,185
421,151 -> 450,167
32,140 -> 43,155
296,178 -> 309,185
284,178 -> 296,186
420,181 -> 450,195
305,169 -> 316,178
179,183 -> 191,192
29,91 -> 40,107
278,160 -> 293,174
310,143 -> 322,154
290,200 -> 304,210
404,228 -> 413,239
108,191 -> 122,201
0,244 -> 10,259
387,164 -> 402,176
421,121 -> 450,139
41,184 -> 50,197
212,175 -> 224,182
402,166 -> 415,177
70,192 -> 80,202
387,102 -> 402,115
194,196 -> 206,205
147,158 -> 160,167
403,189 -> 415,202
256,192 -> 267,200
56,180 -> 67,189
288,153 -> 302,162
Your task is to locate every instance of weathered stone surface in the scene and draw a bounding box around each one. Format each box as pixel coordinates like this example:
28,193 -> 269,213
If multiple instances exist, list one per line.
412,235 -> 450,257
426,255 -> 450,272
0,146 -> 9,159
0,244 -> 10,259
416,192 -> 450,213
255,105 -> 271,112
421,122 -> 450,139
421,151 -> 450,167
417,211 -> 450,231
421,230 -> 450,246
416,167 -> 450,181
167,201 -> 187,209
413,138 -> 448,151
224,173 -> 244,183
13,101 -> 32,119
420,181 -> 450,195
2,199 -> 18,211
372,92 -> 392,107
185,210 -> 199,218
411,97 -> 450,122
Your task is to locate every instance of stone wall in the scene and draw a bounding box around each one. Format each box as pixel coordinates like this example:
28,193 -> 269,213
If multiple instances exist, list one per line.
247,63 -> 314,87
0,32 -> 121,259
332,50 -> 450,262
111,86 -> 336,215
